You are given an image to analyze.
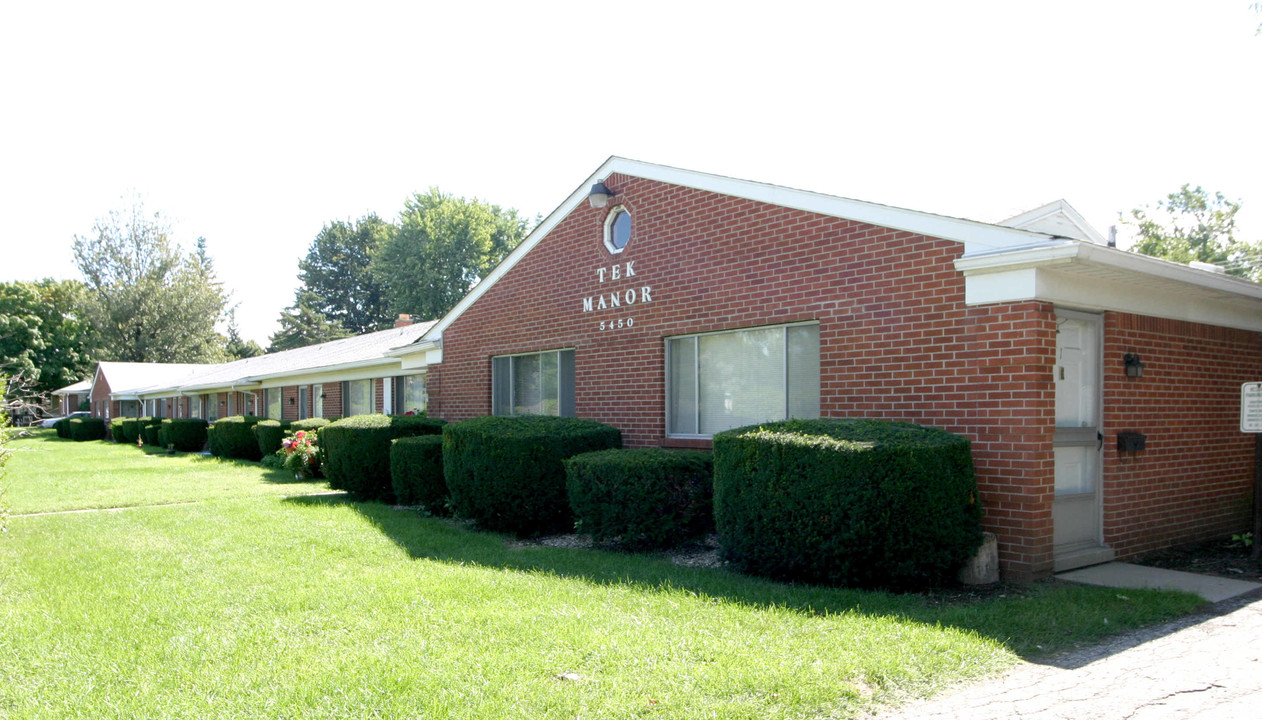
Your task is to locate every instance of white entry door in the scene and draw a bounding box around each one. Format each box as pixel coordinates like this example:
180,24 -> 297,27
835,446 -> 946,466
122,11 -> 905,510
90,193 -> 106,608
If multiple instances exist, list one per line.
1052,310 -> 1113,570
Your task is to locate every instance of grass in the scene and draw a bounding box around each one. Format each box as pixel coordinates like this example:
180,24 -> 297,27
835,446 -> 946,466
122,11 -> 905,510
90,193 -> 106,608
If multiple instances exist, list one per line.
0,430 -> 1204,719
4,428 -> 327,515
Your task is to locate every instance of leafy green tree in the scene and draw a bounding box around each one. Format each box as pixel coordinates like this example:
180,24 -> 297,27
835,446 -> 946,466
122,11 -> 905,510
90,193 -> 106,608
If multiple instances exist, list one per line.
267,292 -> 352,353
372,189 -> 529,320
73,199 -> 230,363
296,215 -> 393,334
1124,184 -> 1262,282
0,280 -> 95,395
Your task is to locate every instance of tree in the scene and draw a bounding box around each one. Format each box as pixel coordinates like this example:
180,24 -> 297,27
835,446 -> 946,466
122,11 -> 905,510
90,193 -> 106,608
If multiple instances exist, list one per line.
267,291 -> 352,353
0,279 -> 96,396
1124,184 -> 1262,282
224,308 -> 264,360
372,189 -> 529,321
72,198 -> 230,363
295,215 -> 393,334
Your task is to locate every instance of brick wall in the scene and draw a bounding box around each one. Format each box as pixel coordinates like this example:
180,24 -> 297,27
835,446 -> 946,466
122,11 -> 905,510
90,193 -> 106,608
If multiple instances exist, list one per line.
1102,313 -> 1260,556
91,375 -> 111,419
437,174 -> 1061,580
322,381 -> 343,419
281,386 -> 298,421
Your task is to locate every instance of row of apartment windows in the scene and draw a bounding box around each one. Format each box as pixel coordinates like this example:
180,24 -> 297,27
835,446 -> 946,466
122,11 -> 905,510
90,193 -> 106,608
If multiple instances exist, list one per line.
132,373 -> 429,422
490,322 -> 821,438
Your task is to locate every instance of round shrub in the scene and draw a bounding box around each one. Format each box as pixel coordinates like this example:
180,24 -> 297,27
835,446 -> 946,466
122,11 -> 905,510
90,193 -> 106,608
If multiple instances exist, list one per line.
161,418 -> 209,452
291,417 -> 330,434
207,416 -> 266,460
321,414 -> 447,501
713,419 -> 983,590
67,417 -> 107,441
253,419 -> 293,457
390,435 -> 446,512
566,448 -> 714,550
140,418 -> 163,447
108,417 -> 125,442
54,418 -> 71,439
443,416 -> 622,536
118,418 -> 143,444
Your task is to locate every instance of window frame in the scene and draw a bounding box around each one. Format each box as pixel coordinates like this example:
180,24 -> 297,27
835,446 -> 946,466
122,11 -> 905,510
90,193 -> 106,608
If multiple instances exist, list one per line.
603,206 -> 632,255
665,321 -> 820,439
343,379 -> 373,417
490,348 -> 576,417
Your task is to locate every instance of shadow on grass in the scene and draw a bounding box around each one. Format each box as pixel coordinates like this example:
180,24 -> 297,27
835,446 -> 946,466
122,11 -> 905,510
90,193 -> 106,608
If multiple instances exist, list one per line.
282,494 -> 1205,660
182,452 -> 324,486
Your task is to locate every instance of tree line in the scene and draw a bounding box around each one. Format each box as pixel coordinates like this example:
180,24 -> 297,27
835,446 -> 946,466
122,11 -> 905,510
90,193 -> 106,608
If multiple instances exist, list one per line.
268,188 -> 529,351
0,189 -> 529,407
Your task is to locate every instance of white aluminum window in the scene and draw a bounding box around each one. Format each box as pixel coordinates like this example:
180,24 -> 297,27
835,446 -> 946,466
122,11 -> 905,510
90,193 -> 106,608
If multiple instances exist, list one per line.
400,373 -> 427,415
667,322 -> 820,438
345,379 -> 373,417
266,388 -> 282,420
491,349 -> 575,417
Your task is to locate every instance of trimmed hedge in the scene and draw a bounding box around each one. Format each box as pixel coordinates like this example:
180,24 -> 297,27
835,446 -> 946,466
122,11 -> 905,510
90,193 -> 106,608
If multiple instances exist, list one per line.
118,418 -> 144,444
566,448 -> 714,550
109,417 -> 125,442
54,418 -> 71,439
713,419 -> 983,590
291,417 -> 330,434
160,418 -> 209,452
321,414 -> 447,501
67,417 -> 107,441
140,417 -> 163,447
207,416 -> 266,460
253,419 -> 293,457
443,416 -> 622,536
390,435 -> 447,512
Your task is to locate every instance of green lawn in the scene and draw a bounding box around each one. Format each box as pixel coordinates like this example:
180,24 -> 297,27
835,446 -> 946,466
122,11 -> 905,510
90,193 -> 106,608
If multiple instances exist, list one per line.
0,430 -> 1203,719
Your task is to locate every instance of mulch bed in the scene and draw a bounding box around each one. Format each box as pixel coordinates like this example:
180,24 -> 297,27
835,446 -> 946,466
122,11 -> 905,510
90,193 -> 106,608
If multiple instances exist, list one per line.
1129,535 -> 1262,583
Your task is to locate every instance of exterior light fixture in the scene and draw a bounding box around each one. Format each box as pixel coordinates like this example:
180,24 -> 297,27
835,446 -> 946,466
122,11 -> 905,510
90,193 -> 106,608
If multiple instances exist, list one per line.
588,182 -> 615,209
1123,353 -> 1145,378
289,397 -> 295,405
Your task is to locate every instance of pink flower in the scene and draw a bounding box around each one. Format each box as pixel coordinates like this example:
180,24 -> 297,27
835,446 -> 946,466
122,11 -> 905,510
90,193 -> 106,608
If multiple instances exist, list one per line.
295,431 -> 306,439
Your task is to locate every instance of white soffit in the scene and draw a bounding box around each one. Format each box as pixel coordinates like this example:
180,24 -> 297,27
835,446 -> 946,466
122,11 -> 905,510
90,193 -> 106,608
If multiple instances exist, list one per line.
421,156 -> 1054,344
958,242 -> 1262,332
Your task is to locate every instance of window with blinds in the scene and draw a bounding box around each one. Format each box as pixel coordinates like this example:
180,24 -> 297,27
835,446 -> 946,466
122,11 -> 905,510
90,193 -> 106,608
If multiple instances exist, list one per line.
491,349 -> 575,417
667,323 -> 820,437
345,379 -> 373,417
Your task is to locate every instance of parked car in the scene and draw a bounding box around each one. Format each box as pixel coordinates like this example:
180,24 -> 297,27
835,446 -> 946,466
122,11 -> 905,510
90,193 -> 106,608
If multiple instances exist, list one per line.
40,411 -> 90,428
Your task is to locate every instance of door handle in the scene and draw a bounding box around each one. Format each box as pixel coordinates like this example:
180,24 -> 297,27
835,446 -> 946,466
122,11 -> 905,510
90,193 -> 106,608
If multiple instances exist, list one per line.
1097,432 -> 1103,451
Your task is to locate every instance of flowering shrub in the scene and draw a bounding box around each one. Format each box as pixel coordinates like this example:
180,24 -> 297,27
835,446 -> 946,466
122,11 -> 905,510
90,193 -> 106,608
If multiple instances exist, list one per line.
279,430 -> 320,478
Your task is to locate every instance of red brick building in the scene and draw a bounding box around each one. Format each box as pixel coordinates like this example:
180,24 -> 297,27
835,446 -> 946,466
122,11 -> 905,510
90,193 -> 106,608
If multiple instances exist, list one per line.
391,158 -> 1262,582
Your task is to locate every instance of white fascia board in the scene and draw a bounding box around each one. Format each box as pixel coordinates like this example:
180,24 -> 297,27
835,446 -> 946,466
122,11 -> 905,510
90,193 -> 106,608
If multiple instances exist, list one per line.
421,156 -> 1053,344
247,358 -> 405,387
958,242 -> 1262,332
608,158 -> 1053,254
386,340 -> 443,371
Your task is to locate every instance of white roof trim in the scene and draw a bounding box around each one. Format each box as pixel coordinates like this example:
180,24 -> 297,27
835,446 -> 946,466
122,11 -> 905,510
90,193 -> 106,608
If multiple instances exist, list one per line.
1000,199 -> 1108,245
957,241 -> 1262,332
420,156 -> 1056,344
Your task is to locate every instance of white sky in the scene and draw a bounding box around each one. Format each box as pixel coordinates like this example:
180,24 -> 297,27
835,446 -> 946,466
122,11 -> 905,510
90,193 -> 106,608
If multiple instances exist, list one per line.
2,1 -> 1260,345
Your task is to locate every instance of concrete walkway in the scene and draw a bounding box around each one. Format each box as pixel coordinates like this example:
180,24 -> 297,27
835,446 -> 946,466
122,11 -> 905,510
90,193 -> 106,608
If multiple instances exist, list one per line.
873,577 -> 1262,720
1058,562 -> 1261,603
